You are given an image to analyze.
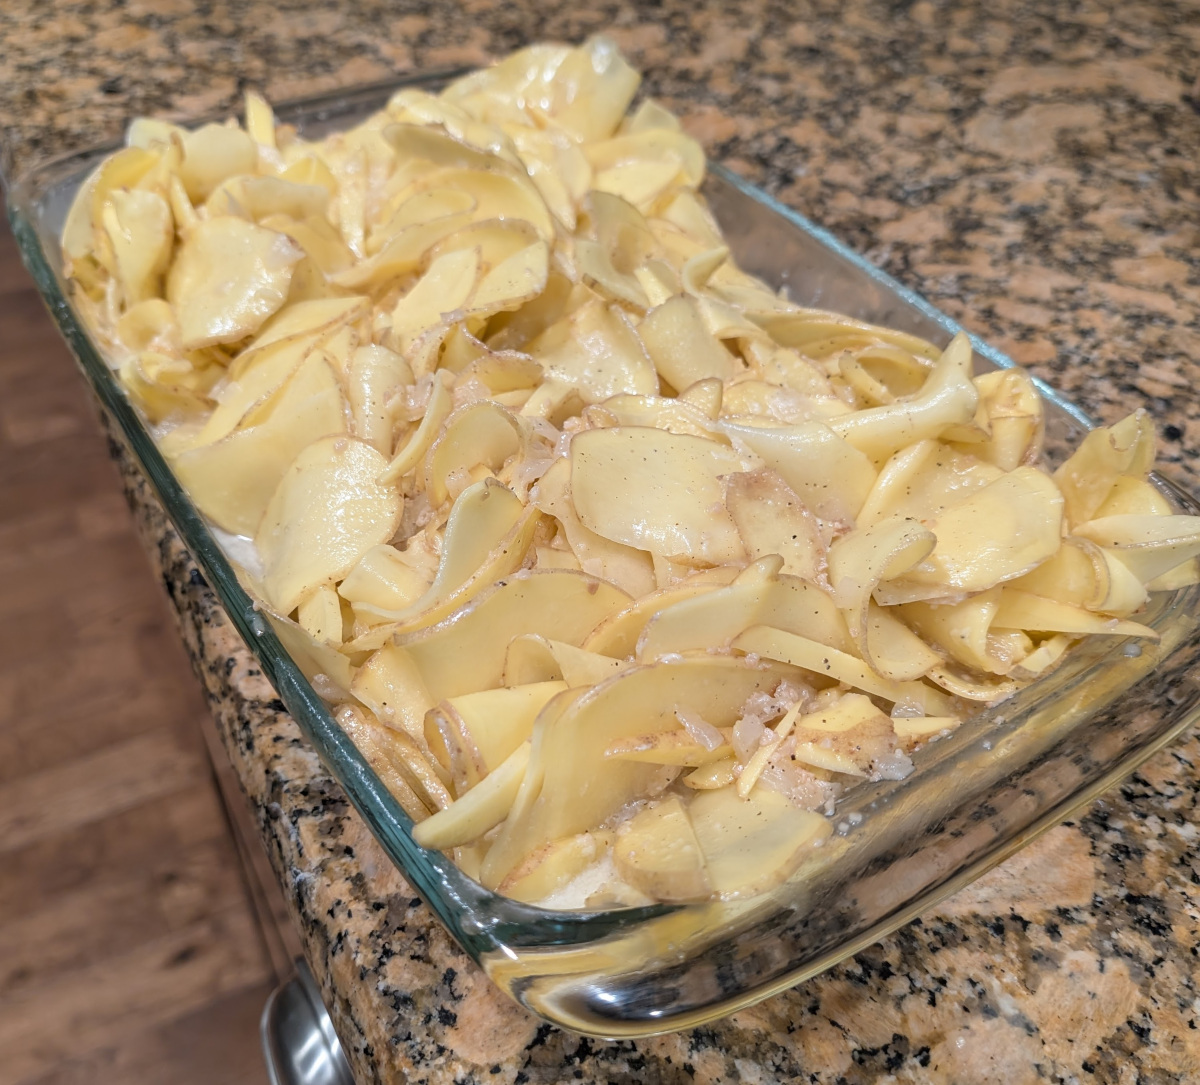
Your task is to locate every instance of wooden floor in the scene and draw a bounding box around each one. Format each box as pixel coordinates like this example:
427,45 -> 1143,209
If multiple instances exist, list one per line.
0,207 -> 274,1081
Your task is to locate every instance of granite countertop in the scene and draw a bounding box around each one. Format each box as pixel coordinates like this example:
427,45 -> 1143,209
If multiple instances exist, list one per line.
4,0 -> 1200,1080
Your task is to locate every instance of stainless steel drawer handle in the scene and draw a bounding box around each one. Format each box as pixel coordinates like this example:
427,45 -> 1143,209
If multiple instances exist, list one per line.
262,959 -> 356,1085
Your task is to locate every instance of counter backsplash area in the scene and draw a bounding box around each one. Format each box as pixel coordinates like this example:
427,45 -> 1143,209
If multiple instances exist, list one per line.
5,0 -> 1200,1081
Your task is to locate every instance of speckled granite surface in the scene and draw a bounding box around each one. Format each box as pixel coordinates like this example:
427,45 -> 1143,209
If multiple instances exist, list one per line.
5,0 -> 1200,1081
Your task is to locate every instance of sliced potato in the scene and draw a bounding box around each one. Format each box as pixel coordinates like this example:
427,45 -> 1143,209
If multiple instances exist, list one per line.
167,217 -> 303,350
397,570 -> 631,701
570,426 -> 751,564
424,681 -> 566,789
481,655 -> 793,888
613,795 -> 711,903
171,353 -> 347,535
257,436 -> 403,614
413,741 -> 531,850
688,785 -> 831,899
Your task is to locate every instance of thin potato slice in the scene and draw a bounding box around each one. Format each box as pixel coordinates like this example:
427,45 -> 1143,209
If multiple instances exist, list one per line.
883,468 -> 1065,598
612,795 -> 711,903
733,624 -> 953,715
425,681 -> 566,789
171,353 -> 346,536
397,570 -> 632,701
582,566 -> 742,657
413,742 -> 532,850
167,218 -> 303,350
257,436 -> 403,614
570,426 -> 751,564
689,785 -> 831,900
721,419 -> 877,525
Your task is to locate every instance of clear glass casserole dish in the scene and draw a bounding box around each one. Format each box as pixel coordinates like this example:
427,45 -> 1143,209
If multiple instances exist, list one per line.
7,70 -> 1200,1039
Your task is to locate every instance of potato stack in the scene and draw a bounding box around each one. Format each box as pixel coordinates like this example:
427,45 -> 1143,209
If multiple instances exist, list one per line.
63,39 -> 1200,907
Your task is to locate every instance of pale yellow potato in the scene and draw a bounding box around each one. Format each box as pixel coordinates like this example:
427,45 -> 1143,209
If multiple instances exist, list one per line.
414,742 -> 532,850
257,436 -> 403,615
726,469 -> 826,583
177,122 -> 258,201
531,457 -> 656,598
480,655 -> 797,889
570,426 -> 751,564
425,681 -> 566,790
350,643 -> 434,743
613,795 -> 711,903
101,188 -> 173,305
171,353 -> 346,536
1074,514 -> 1200,584
689,785 -> 831,900
722,418 -> 877,525
397,570 -> 632,702
424,403 -> 524,506
167,217 -> 303,350
503,635 -> 629,688
884,467 -> 1065,598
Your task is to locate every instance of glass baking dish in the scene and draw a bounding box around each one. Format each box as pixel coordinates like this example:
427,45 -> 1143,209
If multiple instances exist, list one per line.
7,70 -> 1200,1040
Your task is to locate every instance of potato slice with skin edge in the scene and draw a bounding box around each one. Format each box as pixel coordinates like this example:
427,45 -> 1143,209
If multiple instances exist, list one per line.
883,467 -> 1065,599
635,556 -> 782,662
379,370 -> 454,484
256,436 -> 403,615
338,544 -> 431,617
424,402 -> 524,507
721,419 -> 877,526
1074,514 -> 1200,585
350,643 -> 435,743
991,589 -> 1157,639
613,795 -> 711,903
414,741 -> 532,851
582,566 -> 742,658
827,514 -> 936,674
481,655 -> 799,889
339,704 -> 451,812
683,756 -> 738,790
368,480 -> 540,637
101,189 -> 174,306
347,344 -> 412,453
827,332 -> 978,465
865,605 -> 942,682
229,296 -> 371,378
167,217 -> 303,350
531,301 -> 660,407
503,635 -> 630,688
688,785 -> 832,900
498,831 -> 615,904
391,247 -> 480,359
425,681 -> 567,790
296,584 -> 343,646
570,426 -> 752,565
733,625 -> 954,716
1053,411 -> 1156,528
186,335 -> 318,452
336,706 -> 431,823
605,730 -> 732,768
726,469 -> 826,584
531,456 -> 657,598
333,212 -> 474,289
262,607 -> 355,699
902,589 -> 1030,676
177,123 -> 258,202
396,570 -> 632,703
638,559 -> 854,662
171,353 -> 347,536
